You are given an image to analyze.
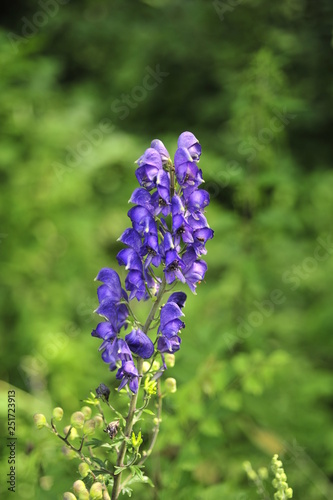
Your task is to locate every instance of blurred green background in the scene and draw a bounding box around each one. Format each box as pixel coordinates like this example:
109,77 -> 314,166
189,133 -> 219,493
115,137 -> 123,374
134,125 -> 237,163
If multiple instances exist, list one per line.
1,1 -> 333,498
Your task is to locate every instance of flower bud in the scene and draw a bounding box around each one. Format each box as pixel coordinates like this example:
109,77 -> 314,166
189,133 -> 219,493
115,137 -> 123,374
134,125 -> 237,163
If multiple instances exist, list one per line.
73,480 -> 87,495
258,467 -> 268,480
52,407 -> 64,421
152,360 -> 160,371
40,475 -> 53,490
81,406 -> 92,420
63,493 -> 76,500
153,417 -> 161,425
95,383 -> 110,402
89,482 -> 103,500
33,413 -> 47,429
63,426 -> 79,441
164,353 -> 175,368
71,411 -> 85,429
142,361 -> 150,373
77,491 -> 89,500
78,462 -> 90,478
286,487 -> 293,498
62,446 -> 76,460
83,419 -> 96,436
165,377 -> 177,394
103,490 -> 111,500
93,415 -> 104,429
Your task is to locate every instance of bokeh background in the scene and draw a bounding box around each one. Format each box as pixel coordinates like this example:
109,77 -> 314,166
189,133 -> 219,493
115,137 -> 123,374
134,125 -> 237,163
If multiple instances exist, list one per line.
1,1 -> 333,499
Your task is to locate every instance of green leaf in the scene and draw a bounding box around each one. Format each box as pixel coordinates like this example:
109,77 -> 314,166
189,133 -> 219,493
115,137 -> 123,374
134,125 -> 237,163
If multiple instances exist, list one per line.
114,466 -> 127,475
121,487 -> 133,497
142,409 -> 156,416
90,456 -> 106,468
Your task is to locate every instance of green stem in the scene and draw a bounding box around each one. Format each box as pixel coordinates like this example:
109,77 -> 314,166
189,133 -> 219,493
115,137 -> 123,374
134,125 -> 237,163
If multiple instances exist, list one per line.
120,379 -> 163,491
111,276 -> 167,500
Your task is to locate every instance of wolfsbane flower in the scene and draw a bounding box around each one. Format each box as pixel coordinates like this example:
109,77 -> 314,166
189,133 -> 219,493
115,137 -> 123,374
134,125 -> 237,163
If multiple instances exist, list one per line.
91,131 -> 213,393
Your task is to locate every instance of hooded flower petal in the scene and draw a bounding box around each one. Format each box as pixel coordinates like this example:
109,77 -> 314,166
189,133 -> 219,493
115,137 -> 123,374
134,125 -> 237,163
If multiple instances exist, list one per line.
157,334 -> 181,353
117,248 -> 143,271
177,131 -> 202,161
167,292 -> 187,309
151,139 -> 170,165
91,321 -> 117,341
118,228 -> 142,254
129,188 -> 155,214
125,329 -> 154,359
160,302 -> 184,328
95,268 -> 122,302
116,360 -> 139,393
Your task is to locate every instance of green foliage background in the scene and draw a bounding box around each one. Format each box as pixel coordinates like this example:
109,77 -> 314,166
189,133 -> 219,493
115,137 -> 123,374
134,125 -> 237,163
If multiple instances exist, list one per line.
1,1 -> 333,498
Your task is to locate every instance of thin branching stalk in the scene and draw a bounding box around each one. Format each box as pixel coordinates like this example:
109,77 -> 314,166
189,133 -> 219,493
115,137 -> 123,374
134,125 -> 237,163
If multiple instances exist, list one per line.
111,276 -> 167,500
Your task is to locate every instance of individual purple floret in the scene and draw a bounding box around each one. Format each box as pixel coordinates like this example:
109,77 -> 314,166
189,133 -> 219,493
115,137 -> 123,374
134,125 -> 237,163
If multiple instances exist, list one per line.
116,360 -> 139,393
125,328 -> 154,359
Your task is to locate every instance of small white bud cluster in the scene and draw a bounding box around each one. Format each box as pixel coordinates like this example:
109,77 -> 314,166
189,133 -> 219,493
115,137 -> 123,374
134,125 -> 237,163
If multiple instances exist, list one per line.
271,454 -> 293,499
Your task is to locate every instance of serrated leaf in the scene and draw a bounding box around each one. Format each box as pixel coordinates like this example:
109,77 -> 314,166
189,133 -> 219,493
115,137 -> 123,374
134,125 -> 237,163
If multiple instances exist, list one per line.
114,466 -> 127,475
126,473 -> 155,488
90,456 -> 106,468
86,438 -> 104,448
121,486 -> 133,497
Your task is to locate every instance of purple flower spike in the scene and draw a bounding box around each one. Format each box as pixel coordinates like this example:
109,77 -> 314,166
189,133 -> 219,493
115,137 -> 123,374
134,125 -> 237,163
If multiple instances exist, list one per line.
92,131 -> 213,382
125,329 -> 154,359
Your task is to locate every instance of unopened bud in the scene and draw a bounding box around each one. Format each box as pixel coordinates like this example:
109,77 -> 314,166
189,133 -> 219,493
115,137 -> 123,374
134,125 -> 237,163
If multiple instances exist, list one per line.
73,480 -> 87,495
90,482 -> 103,500
164,353 -> 175,368
103,490 -> 111,500
63,426 -> 79,441
152,360 -> 160,371
142,361 -> 150,373
83,419 -> 96,436
71,411 -> 85,429
33,413 -> 47,429
62,446 -> 76,460
93,415 -> 104,429
63,493 -> 76,500
165,377 -> 177,393
78,462 -> 90,478
286,487 -> 293,498
52,407 -> 64,421
258,467 -> 268,480
78,491 -> 89,500
81,406 -> 92,420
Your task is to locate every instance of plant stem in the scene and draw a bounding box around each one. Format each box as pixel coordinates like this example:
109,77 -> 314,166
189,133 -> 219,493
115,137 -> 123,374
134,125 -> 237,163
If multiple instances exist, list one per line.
111,276 -> 167,500
138,379 -> 162,465
119,380 -> 163,491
